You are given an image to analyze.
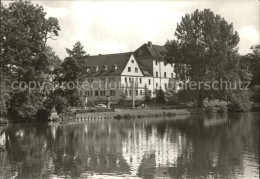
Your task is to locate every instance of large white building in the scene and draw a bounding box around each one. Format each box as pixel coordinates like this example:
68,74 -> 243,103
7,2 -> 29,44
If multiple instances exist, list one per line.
79,42 -> 178,101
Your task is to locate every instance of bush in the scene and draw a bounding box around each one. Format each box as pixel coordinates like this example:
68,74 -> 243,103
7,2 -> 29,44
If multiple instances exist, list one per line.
217,105 -> 228,113
229,91 -> 253,112
155,88 -> 166,104
167,95 -> 178,105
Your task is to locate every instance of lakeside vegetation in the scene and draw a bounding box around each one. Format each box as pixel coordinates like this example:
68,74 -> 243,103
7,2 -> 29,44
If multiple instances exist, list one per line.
0,1 -> 259,123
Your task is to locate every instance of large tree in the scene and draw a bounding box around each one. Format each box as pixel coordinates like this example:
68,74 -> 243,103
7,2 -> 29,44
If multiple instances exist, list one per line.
53,42 -> 88,107
1,1 -> 61,120
166,9 -> 240,107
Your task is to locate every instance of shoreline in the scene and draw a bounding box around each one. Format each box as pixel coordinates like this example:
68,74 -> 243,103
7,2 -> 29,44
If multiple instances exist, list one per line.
1,108 -> 259,124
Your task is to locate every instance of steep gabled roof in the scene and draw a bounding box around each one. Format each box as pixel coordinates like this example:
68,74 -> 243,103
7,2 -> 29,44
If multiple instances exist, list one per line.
134,42 -> 168,61
82,52 -> 132,77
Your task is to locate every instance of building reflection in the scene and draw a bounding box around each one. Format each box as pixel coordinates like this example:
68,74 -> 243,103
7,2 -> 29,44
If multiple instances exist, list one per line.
0,113 -> 259,179
121,121 -> 193,178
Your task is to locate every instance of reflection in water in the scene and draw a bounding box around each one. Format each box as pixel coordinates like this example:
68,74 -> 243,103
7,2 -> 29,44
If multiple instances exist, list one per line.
0,113 -> 259,179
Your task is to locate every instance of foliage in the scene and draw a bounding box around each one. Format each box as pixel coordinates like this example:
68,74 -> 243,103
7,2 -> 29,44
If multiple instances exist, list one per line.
87,100 -> 95,107
167,94 -> 178,105
66,41 -> 87,58
155,88 -> 166,104
228,90 -> 253,112
241,45 -> 260,86
166,9 -> 240,107
1,1 -> 60,120
118,94 -> 127,106
53,41 -> 89,107
249,45 -> 260,86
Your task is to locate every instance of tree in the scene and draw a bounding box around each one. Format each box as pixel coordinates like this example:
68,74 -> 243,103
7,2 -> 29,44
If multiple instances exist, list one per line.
155,88 -> 166,104
66,41 -> 87,58
54,42 -> 88,107
165,40 -> 187,80
1,1 -> 60,120
167,9 -> 240,107
247,45 -> 260,86
143,84 -> 151,103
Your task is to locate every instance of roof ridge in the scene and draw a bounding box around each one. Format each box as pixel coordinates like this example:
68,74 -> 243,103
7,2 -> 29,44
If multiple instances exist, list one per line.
88,51 -> 133,57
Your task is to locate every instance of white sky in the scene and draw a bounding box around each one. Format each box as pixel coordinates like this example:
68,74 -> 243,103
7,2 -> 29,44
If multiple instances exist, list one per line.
30,1 -> 260,59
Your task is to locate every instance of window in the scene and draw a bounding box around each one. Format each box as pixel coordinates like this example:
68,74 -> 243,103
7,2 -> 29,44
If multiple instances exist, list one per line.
140,90 -> 142,95
129,90 -> 132,96
128,67 -> 131,72
110,90 -> 115,96
129,78 -> 132,83
164,72 -> 166,78
136,90 -> 138,95
148,79 -> 151,85
125,90 -> 128,95
165,83 -> 167,90
85,91 -> 88,96
156,72 -> 158,77
89,91 -> 92,96
109,77 -> 115,83
100,78 -> 106,84
80,91 -> 82,96
155,61 -> 158,65
100,90 -> 106,96
139,78 -> 142,84
95,90 -> 99,96
135,68 -> 138,73
125,77 -> 127,83
156,83 -> 158,87
131,59 -> 134,63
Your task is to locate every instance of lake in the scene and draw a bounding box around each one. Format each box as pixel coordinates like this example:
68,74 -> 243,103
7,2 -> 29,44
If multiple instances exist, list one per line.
0,113 -> 259,179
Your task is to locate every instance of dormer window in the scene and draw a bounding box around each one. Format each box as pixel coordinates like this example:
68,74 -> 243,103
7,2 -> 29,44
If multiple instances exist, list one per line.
112,64 -> 118,71
93,66 -> 98,72
103,65 -> 108,71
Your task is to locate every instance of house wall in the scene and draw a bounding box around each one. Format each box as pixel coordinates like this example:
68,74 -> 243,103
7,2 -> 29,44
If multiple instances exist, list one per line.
153,60 -> 176,91
120,76 -> 154,100
121,55 -> 143,76
78,56 -> 179,104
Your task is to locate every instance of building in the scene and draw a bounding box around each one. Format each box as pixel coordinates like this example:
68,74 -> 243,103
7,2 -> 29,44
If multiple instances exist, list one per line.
79,42 -> 178,102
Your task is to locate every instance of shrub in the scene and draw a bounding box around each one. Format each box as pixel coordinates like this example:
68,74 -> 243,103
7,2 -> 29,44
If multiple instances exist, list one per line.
229,91 -> 253,112
167,95 -> 178,105
217,105 -> 228,113
155,88 -> 166,104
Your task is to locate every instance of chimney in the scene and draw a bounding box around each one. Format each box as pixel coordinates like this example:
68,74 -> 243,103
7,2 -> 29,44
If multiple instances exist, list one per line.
148,41 -> 152,48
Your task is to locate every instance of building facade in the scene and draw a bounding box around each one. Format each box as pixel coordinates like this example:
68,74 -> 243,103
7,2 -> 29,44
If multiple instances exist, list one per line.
79,42 -> 178,102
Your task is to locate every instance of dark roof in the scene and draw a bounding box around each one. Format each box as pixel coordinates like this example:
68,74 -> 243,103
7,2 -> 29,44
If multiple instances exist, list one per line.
134,42 -> 168,61
82,52 -> 133,77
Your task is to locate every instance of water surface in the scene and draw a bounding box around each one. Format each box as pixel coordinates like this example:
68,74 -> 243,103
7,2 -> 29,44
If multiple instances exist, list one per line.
0,113 -> 259,179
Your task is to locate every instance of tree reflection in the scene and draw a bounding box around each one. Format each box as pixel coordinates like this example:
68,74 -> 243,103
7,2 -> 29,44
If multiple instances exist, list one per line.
0,113 -> 259,178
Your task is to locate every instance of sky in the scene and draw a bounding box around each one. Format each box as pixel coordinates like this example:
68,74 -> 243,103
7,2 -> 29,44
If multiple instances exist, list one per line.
30,1 -> 259,59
